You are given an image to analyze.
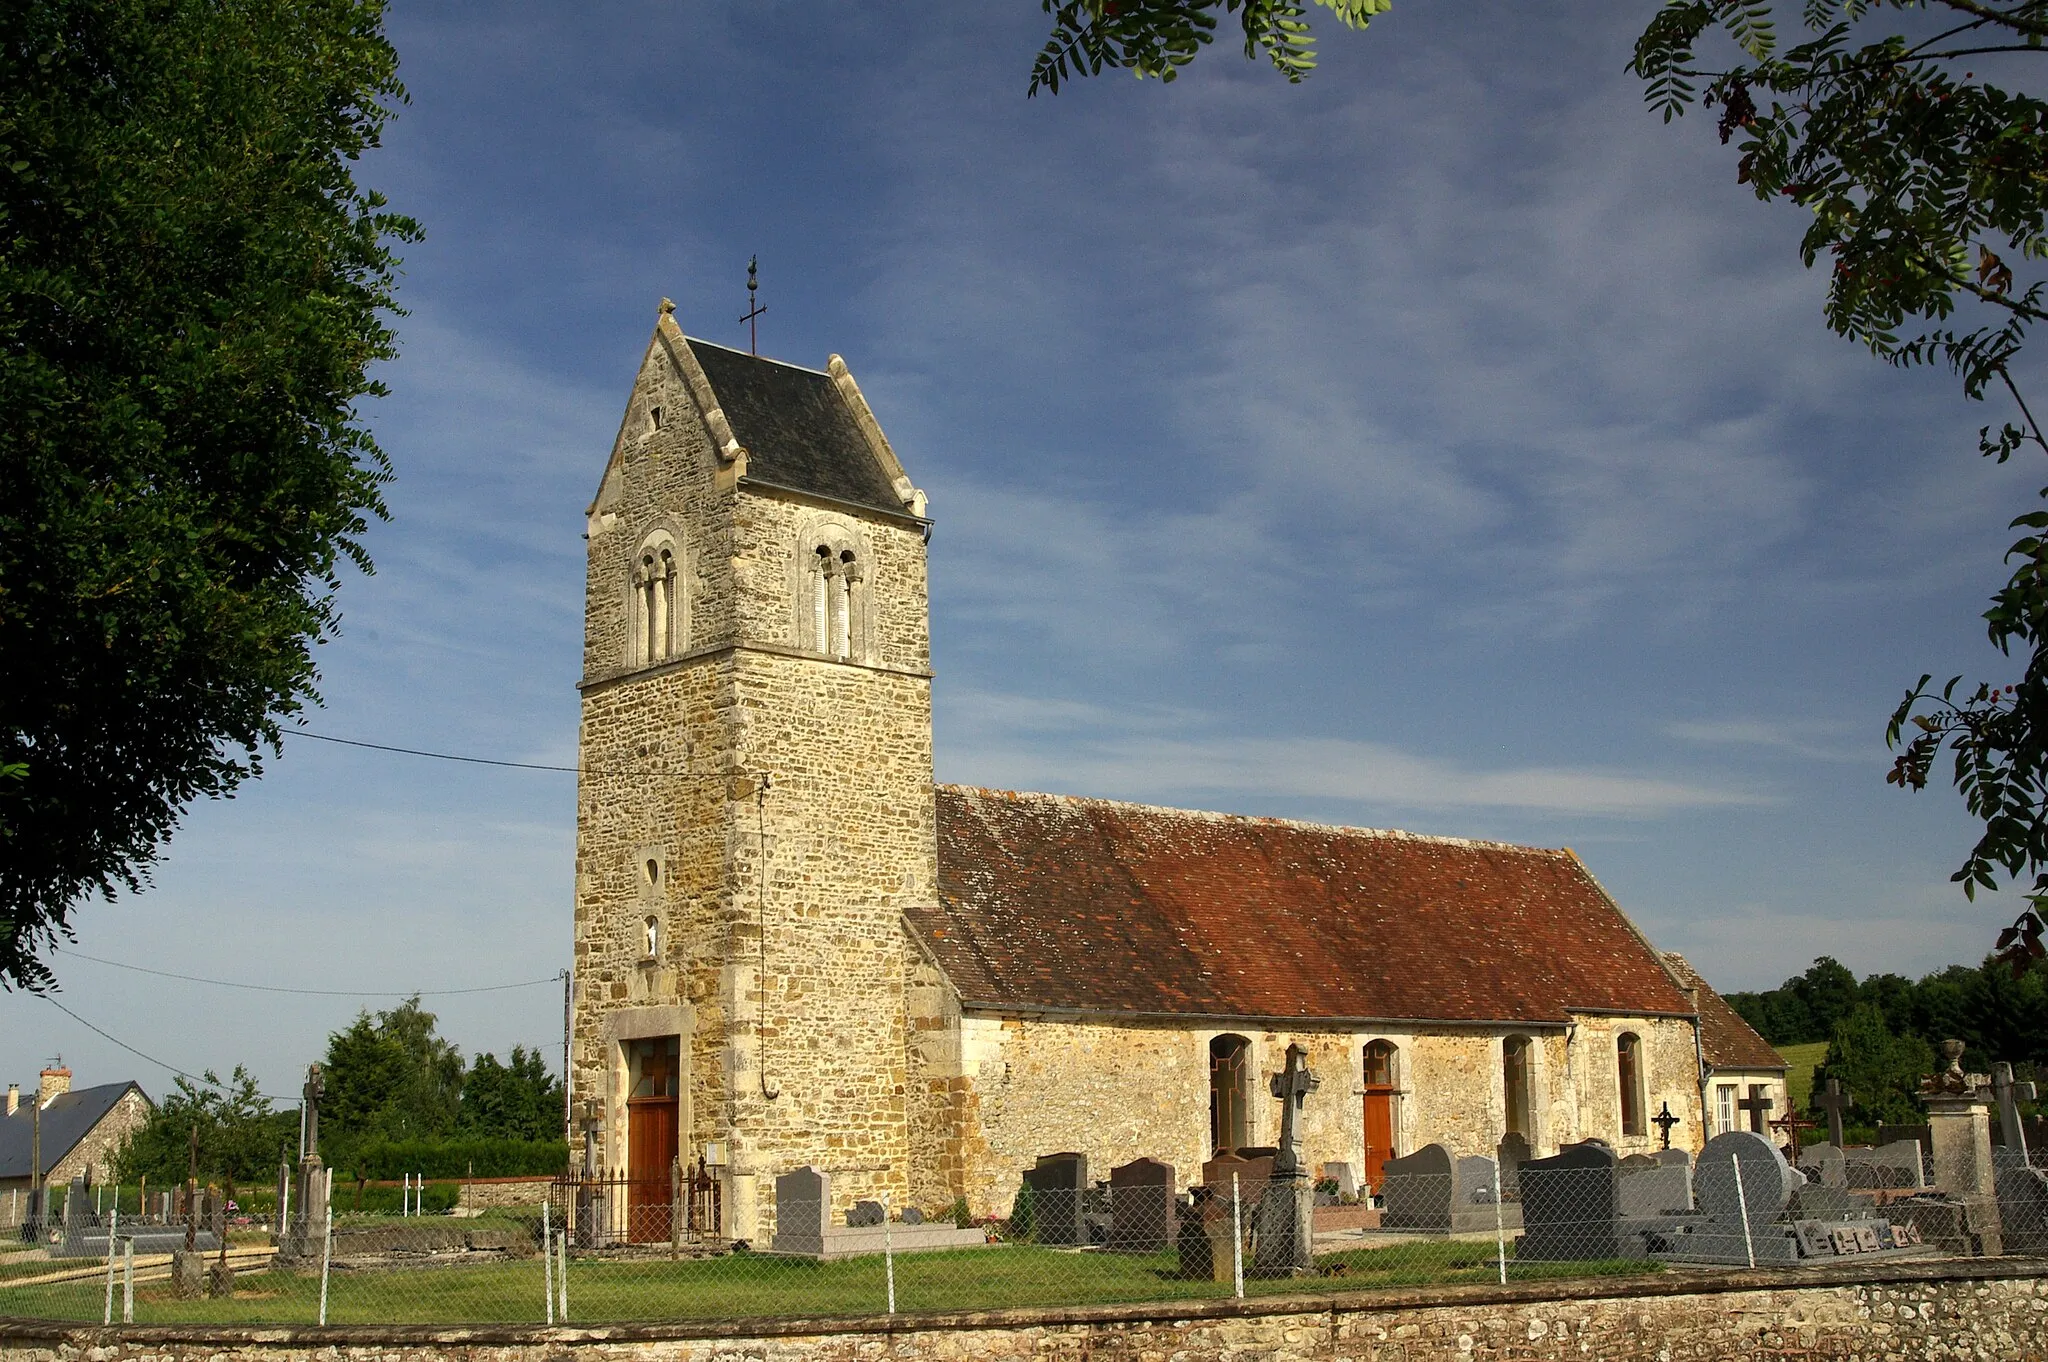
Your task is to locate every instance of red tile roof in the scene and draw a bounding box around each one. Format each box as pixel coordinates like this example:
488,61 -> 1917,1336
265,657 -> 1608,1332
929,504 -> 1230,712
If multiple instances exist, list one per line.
915,787 -> 1696,1025
1661,953 -> 1786,1071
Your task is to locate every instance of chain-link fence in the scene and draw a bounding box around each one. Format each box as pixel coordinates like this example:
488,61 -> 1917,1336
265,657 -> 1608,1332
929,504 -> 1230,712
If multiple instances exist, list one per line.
4,1154 -> 2035,1328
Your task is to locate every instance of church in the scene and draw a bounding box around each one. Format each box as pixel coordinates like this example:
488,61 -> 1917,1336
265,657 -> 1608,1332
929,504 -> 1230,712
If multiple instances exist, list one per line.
568,303 -> 1787,1243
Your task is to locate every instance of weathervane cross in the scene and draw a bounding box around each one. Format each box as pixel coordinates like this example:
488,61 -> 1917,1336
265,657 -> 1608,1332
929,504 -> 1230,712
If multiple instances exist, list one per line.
740,256 -> 766,355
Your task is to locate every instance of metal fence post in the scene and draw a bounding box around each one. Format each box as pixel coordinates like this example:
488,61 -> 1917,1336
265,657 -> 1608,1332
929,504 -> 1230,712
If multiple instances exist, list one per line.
122,1239 -> 134,1323
1732,1160 -> 1756,1270
542,1198 -> 555,1325
883,1191 -> 897,1315
557,1224 -> 568,1321
1230,1172 -> 1244,1300
102,1204 -> 119,1325
1492,1161 -> 1506,1285
318,1175 -> 334,1326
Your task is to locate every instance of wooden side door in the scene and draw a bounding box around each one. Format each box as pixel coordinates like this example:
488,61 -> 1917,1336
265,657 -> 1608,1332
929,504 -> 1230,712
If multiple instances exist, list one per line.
1362,1090 -> 1395,1189
624,1035 -> 681,1243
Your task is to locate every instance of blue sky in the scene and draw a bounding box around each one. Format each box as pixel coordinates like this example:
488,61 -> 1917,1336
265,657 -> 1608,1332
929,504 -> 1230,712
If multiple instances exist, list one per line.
6,1 -> 2039,1102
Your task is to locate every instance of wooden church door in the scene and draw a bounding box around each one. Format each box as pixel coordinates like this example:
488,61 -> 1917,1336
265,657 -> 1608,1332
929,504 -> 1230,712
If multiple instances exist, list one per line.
1361,1041 -> 1399,1189
625,1036 -> 681,1241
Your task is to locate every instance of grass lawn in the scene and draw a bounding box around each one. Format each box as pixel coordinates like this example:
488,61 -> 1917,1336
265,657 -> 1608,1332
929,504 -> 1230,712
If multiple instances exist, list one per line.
0,1241 -> 1663,1326
1780,1041 -> 1829,1113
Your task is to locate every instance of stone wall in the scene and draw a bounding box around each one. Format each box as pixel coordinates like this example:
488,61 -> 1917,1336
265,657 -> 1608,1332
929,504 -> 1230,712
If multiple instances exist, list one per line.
454,1178 -> 554,1211
906,958 -> 1707,1220
1,1262 -> 2038,1362
575,314 -> 936,1245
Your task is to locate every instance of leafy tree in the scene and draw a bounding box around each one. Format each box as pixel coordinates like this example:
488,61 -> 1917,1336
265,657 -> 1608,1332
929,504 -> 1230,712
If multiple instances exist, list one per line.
1812,1002 -> 1936,1128
1029,0 -> 1389,94
112,1067 -> 298,1185
321,997 -> 463,1163
0,0 -> 418,992
458,1045 -> 563,1142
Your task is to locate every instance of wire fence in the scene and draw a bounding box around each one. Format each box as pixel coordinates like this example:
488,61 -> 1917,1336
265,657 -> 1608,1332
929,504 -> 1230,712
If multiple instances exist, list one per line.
2,1155 -> 2041,1327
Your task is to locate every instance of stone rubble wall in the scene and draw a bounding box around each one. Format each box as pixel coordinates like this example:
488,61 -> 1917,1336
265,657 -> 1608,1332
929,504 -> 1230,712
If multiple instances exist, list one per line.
453,1178 -> 554,1211
1,1263 -> 2038,1362
905,964 -> 1707,1221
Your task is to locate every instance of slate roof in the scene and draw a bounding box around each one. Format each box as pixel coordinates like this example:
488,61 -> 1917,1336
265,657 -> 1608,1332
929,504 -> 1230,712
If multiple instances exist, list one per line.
0,1082 -> 148,1180
686,339 -> 907,516
914,788 -> 1697,1025
1661,953 -> 1786,1071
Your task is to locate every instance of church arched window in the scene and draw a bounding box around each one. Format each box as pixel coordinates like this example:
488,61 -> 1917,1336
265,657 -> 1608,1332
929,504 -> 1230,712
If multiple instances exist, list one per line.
1209,1034 -> 1251,1154
630,530 -> 684,667
794,521 -> 869,662
1502,1034 -> 1535,1140
1617,1032 -> 1647,1137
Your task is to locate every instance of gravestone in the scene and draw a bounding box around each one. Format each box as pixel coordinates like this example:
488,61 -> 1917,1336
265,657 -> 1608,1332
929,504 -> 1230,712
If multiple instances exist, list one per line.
1815,1079 -> 1854,1148
1616,1151 -> 1692,1219
1801,1143 -> 1847,1189
1022,1152 -> 1088,1246
1320,1162 -> 1358,1200
1496,1133 -> 1531,1200
1519,1141 -> 1630,1260
771,1166 -> 829,1254
900,1206 -> 924,1226
1108,1158 -> 1175,1253
847,1200 -> 885,1228
1846,1140 -> 1926,1190
1380,1145 -> 1512,1233
1670,1131 -> 1801,1266
1994,1145 -> 2048,1255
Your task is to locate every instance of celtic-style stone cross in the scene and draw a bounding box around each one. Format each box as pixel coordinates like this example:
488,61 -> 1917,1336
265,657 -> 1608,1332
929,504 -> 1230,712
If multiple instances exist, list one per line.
1814,1078 -> 1854,1149
1269,1043 -> 1320,1177
302,1064 -> 324,1161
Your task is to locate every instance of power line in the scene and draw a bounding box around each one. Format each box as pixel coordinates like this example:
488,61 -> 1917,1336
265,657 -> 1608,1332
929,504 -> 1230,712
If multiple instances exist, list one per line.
58,949 -> 560,999
296,730 -> 580,773
38,996 -> 291,1103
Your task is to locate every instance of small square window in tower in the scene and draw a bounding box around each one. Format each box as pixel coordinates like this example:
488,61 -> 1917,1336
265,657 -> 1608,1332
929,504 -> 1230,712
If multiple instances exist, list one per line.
624,1035 -> 680,1243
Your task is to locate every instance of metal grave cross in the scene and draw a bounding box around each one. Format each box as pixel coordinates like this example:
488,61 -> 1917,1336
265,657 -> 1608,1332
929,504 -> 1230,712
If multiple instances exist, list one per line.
1814,1078 -> 1854,1149
1993,1061 -> 2037,1162
1651,1101 -> 1681,1150
1768,1109 -> 1818,1163
1736,1084 -> 1775,1134
1268,1043 -> 1320,1176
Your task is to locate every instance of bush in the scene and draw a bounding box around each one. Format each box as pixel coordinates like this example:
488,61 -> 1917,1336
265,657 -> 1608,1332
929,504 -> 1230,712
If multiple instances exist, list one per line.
1006,1183 -> 1035,1241
343,1136 -> 567,1181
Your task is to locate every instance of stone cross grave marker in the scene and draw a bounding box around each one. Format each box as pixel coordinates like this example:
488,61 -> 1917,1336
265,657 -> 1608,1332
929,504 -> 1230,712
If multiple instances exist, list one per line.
302,1064 -> 324,1161
1736,1085 -> 1774,1133
1993,1061 -> 2036,1161
1255,1043 -> 1319,1274
1815,1079 -> 1854,1149
1108,1157 -> 1175,1253
1022,1152 -> 1088,1246
1268,1043 -> 1319,1177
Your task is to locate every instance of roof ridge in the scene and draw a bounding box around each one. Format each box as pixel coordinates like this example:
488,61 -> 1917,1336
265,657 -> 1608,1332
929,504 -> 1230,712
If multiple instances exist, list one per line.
934,783 -> 1567,856
682,334 -> 835,377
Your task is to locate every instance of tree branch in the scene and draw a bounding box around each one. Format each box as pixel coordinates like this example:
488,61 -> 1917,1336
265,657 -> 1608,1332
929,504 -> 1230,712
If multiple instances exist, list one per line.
1999,367 -> 2048,456
1953,273 -> 2048,323
1931,0 -> 2048,40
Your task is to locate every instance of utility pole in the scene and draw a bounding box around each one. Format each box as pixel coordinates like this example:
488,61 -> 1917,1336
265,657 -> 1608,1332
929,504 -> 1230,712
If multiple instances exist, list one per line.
28,1095 -> 41,1236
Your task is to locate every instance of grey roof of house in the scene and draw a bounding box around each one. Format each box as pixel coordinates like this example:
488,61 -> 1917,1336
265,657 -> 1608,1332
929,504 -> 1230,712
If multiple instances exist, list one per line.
0,1083 -> 148,1180
686,339 -> 908,516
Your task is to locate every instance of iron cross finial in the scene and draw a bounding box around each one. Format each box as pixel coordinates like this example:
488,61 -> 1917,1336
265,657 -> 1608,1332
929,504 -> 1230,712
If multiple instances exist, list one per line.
740,255 -> 767,356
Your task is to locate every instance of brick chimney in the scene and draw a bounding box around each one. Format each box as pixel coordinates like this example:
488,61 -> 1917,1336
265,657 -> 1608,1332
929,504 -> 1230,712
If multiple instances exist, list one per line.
38,1067 -> 70,1109
5,1084 -> 16,1116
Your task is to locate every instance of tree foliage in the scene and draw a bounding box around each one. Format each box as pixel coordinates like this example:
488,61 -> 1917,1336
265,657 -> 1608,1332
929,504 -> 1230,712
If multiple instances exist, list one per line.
458,1044 -> 563,1143
0,0 -> 418,991
1029,0 -> 1389,94
321,997 -> 465,1161
111,1066 -> 298,1186
1728,951 -> 2048,1063
1811,1001 -> 1939,1128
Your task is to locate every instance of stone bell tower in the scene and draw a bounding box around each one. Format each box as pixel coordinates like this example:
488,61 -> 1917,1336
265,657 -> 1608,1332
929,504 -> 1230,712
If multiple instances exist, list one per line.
570,301 -> 934,1241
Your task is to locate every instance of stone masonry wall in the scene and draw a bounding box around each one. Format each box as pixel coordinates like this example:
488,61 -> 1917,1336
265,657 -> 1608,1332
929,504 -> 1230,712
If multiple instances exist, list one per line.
906,961 -> 1707,1220
576,316 -> 935,1245
2,1264 -> 2039,1362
